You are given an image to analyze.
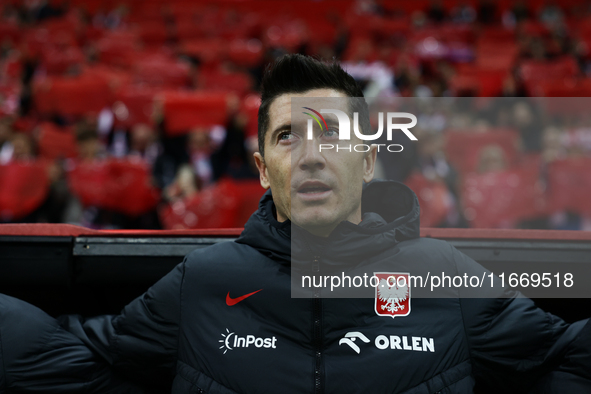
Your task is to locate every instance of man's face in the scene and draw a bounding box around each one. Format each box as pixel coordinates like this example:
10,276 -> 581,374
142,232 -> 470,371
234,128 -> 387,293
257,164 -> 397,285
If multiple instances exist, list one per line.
254,89 -> 377,236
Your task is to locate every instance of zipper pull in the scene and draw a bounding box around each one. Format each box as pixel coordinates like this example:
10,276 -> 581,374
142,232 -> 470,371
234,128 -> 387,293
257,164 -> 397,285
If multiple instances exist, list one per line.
312,256 -> 320,273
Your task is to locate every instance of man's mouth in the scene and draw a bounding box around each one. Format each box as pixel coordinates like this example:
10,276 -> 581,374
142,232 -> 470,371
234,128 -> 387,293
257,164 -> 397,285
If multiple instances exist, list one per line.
297,181 -> 331,193
299,185 -> 331,194
296,181 -> 333,201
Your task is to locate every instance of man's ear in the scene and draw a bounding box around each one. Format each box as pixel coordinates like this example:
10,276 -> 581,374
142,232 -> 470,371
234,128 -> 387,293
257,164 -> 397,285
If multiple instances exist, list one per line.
363,144 -> 378,183
254,152 -> 271,189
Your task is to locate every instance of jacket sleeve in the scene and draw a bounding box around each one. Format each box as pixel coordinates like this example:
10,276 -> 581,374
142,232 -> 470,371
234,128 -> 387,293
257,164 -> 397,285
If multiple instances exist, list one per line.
0,294 -> 145,393
59,258 -> 186,391
526,318 -> 591,393
451,244 -> 590,394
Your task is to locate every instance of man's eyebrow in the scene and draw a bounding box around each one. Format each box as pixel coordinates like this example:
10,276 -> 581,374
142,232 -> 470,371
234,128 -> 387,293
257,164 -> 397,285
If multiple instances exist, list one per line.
270,123 -> 291,141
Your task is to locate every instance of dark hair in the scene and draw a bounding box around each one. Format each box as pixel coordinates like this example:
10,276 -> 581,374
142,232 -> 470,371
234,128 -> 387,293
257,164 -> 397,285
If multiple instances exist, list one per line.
258,54 -> 368,157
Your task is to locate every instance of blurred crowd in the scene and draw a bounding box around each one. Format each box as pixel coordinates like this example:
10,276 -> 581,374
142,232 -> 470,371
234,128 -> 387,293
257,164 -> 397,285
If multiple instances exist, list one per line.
0,0 -> 590,230
374,96 -> 591,229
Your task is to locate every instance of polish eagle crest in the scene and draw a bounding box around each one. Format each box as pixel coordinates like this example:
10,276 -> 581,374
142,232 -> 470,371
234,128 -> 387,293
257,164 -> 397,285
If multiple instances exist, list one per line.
374,273 -> 411,318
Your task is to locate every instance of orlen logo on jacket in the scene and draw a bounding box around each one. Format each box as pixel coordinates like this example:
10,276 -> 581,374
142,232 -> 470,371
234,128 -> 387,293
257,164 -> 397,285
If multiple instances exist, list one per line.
302,107 -> 417,153
219,328 -> 277,354
339,331 -> 435,354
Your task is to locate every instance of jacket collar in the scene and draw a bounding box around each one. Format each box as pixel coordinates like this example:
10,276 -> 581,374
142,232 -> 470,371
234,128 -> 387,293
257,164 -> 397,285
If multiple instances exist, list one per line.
236,180 -> 420,265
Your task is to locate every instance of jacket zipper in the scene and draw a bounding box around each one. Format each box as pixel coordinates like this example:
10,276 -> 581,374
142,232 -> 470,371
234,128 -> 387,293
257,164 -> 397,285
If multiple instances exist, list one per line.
312,255 -> 324,394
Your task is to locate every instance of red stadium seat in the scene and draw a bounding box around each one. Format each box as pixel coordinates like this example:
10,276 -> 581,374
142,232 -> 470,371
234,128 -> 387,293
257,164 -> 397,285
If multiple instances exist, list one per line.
83,65 -> 133,90
547,158 -> 591,216
33,72 -> 112,117
112,85 -> 158,128
341,36 -> 377,63
96,31 -> 141,69
2,54 -> 22,79
478,27 -> 515,46
0,83 -> 20,117
67,158 -> 160,216
305,19 -> 338,46
537,96 -> 591,116
534,78 -> 591,97
0,162 -> 49,221
199,69 -> 253,97
234,179 -> 266,227
520,57 -> 579,81
379,18 -> 411,38
262,21 -> 307,52
135,22 -> 170,47
163,91 -> 229,135
69,0 -> 116,15
228,39 -> 264,68
241,94 -> 261,139
170,3 -> 204,24
409,24 -> 475,46
126,5 -> 165,26
462,167 -> 546,228
450,65 -> 508,96
133,56 -> 191,89
174,19 -> 206,41
519,21 -> 549,38
519,57 -> 579,95
41,46 -> 85,75
474,39 -> 518,71
0,21 -> 21,46
404,172 -> 452,227
180,39 -> 227,64
37,123 -> 78,161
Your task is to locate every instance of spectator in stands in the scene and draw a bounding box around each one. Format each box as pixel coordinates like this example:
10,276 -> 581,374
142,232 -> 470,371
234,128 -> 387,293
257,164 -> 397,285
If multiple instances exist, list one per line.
501,75 -> 526,97
76,128 -> 103,161
426,0 -> 446,23
353,0 -> 384,16
393,55 -> 420,96
128,123 -> 161,166
210,117 -> 259,181
512,100 -> 542,152
524,36 -> 548,60
476,0 -> 497,24
0,117 -> 14,164
9,132 -> 36,162
539,0 -> 565,29
187,128 -> 214,188
163,164 -> 199,203
504,0 -> 531,26
477,144 -> 509,174
342,61 -> 395,98
451,1 -> 476,24
415,129 -> 457,190
34,0 -> 65,22
413,128 -> 461,226
541,126 -> 566,163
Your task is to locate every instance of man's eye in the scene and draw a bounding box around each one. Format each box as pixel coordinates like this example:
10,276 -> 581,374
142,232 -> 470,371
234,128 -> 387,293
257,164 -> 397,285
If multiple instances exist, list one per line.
323,128 -> 339,138
279,132 -> 293,141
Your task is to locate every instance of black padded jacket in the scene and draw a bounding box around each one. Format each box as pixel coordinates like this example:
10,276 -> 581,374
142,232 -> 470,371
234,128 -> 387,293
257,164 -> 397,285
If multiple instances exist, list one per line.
59,181 -> 591,393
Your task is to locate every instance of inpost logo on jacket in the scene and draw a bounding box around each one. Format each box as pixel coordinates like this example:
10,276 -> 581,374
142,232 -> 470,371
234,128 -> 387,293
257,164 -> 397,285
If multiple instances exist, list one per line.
219,328 -> 278,354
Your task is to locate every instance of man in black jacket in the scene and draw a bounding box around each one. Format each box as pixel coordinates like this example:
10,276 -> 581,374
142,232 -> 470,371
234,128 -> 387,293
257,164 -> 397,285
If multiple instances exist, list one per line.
55,54 -> 591,393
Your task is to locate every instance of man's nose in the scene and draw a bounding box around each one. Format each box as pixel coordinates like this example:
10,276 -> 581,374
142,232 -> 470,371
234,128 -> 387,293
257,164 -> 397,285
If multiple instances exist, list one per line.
297,137 -> 326,171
